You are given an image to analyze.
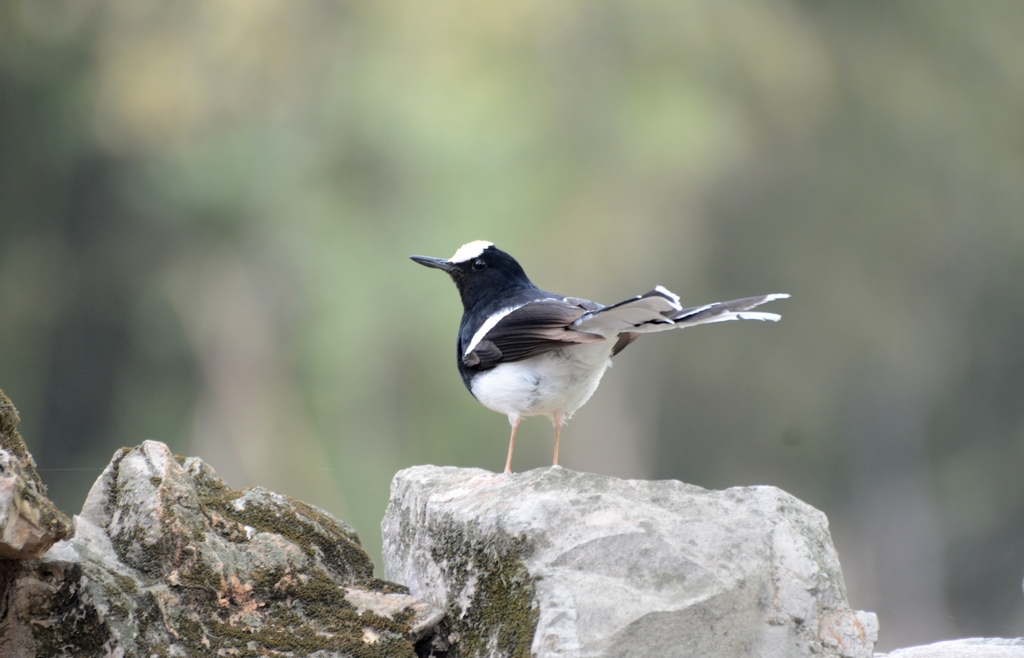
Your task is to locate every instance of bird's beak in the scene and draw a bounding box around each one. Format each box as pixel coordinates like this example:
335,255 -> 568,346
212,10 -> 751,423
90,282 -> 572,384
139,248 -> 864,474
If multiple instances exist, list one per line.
410,255 -> 454,272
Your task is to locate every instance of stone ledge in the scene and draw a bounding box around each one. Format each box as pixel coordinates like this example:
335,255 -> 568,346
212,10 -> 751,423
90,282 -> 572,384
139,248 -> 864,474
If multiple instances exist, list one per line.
876,638 -> 1024,658
383,464 -> 879,658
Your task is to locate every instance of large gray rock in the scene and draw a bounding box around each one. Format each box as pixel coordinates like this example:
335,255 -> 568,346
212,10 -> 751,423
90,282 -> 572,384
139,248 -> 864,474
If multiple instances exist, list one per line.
383,465 -> 878,658
0,440 -> 442,657
0,390 -> 72,559
877,638 -> 1024,657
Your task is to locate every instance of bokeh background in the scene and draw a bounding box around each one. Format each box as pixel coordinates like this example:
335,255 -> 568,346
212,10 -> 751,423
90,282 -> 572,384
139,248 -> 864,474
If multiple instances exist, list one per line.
2,1 -> 1023,650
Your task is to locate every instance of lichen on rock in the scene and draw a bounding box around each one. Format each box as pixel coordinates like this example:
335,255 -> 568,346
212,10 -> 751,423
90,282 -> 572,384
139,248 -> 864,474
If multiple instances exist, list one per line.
429,518 -> 539,658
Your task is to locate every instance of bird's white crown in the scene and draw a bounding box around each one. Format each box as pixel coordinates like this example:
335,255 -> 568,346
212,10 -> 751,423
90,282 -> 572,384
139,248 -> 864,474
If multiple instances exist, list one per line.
449,240 -> 493,263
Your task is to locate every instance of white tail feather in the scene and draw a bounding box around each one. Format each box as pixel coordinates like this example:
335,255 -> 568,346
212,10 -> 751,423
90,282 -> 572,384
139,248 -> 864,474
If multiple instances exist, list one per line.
691,311 -> 782,325
574,289 -> 680,333
576,290 -> 788,335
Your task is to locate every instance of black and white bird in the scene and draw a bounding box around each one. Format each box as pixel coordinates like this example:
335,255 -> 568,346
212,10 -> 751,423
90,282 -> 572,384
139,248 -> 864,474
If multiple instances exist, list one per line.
411,240 -> 788,474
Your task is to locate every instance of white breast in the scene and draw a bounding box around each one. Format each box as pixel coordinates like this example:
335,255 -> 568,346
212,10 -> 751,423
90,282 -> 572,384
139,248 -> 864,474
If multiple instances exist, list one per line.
469,342 -> 615,421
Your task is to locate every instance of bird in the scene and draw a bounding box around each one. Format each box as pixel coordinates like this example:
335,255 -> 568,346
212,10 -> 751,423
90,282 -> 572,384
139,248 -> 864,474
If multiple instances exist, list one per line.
411,240 -> 788,474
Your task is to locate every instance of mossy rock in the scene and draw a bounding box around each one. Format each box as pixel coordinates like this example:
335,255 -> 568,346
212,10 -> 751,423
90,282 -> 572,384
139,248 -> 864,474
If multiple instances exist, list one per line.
0,389 -> 72,558
0,440 -> 442,657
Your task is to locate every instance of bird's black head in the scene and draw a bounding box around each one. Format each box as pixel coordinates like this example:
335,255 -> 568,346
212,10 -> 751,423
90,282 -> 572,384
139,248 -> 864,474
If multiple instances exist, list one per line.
410,240 -> 535,311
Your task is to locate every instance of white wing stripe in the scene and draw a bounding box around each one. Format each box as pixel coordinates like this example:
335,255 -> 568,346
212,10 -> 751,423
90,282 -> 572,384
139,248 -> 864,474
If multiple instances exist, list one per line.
464,303 -> 527,356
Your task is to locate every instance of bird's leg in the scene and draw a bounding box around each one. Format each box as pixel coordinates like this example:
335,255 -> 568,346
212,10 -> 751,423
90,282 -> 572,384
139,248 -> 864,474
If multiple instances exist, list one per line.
552,414 -> 564,467
504,415 -> 521,475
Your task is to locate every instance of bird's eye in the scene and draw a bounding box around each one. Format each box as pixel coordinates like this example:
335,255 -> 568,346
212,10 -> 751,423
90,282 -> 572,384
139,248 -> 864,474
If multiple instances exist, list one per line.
472,259 -> 487,271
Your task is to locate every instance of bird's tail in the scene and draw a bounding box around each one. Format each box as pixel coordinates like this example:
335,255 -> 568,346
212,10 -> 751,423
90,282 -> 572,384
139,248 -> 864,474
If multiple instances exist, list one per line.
574,286 -> 789,334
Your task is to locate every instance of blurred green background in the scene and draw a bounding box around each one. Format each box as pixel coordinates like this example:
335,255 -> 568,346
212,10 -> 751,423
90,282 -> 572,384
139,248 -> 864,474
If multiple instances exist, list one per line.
2,1 -> 1023,650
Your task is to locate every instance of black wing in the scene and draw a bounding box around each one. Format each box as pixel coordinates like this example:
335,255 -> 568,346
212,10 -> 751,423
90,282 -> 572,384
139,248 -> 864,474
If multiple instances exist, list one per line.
462,299 -> 605,370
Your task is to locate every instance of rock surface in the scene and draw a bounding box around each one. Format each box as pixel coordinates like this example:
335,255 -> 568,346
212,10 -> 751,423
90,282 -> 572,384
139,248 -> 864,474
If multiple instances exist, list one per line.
0,440 -> 443,657
383,465 -> 878,658
0,391 -> 72,559
877,638 -> 1024,657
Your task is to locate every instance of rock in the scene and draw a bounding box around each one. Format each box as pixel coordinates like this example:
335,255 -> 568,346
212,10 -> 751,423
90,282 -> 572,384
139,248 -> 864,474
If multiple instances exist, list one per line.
0,390 -> 72,559
344,586 -> 445,640
877,638 -> 1024,657
0,440 -> 443,657
382,465 -> 878,658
